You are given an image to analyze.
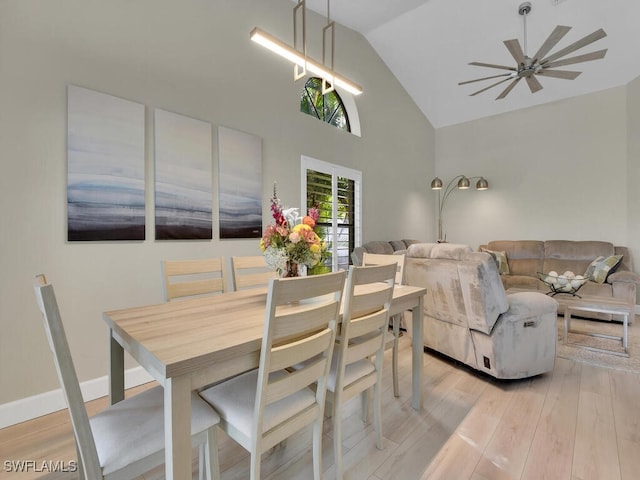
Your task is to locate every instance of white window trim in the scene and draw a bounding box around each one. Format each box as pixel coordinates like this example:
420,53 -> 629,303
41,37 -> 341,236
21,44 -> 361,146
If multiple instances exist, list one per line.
301,155 -> 362,271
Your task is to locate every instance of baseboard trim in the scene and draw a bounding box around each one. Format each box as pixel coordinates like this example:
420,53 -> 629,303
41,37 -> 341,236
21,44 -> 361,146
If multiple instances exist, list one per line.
0,367 -> 154,429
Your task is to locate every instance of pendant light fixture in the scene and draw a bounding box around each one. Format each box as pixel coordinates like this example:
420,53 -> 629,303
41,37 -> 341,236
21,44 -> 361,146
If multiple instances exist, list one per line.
249,0 -> 363,96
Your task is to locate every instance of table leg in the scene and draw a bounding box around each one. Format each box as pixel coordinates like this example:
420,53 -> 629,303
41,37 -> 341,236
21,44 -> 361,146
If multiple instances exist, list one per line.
109,329 -> 124,405
411,295 -> 424,411
563,308 -> 571,345
164,375 -> 192,480
623,312 -> 629,353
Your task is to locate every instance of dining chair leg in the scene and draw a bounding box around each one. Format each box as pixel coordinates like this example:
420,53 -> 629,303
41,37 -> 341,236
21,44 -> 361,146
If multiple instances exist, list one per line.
199,444 -> 205,480
312,417 -> 323,480
392,314 -> 400,397
205,428 -> 220,480
75,442 -> 85,480
333,399 -> 345,480
360,389 -> 369,423
250,450 -> 261,480
373,382 -> 384,450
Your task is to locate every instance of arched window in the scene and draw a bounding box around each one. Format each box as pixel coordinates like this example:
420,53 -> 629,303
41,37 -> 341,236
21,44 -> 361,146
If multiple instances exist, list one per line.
300,77 -> 351,132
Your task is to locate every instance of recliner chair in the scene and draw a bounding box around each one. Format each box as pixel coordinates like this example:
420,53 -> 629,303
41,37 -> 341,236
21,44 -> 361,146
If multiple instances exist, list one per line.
405,243 -> 558,379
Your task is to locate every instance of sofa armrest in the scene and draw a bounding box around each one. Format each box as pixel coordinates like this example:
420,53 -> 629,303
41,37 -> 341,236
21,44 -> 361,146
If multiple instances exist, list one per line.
607,271 -> 640,284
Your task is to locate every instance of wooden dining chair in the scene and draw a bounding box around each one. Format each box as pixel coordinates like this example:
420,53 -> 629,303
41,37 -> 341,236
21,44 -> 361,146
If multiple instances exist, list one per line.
361,252 -> 406,397
32,274 -> 221,480
231,255 -> 276,291
162,257 -> 226,301
198,270 -> 348,480
327,263 -> 396,480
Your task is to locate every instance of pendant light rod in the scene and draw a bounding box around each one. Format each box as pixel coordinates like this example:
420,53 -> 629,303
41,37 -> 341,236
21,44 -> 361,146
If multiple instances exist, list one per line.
293,0 -> 307,80
322,0 -> 336,94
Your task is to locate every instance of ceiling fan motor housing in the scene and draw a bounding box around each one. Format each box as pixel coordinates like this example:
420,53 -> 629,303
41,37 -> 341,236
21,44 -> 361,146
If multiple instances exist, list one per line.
519,2 -> 532,16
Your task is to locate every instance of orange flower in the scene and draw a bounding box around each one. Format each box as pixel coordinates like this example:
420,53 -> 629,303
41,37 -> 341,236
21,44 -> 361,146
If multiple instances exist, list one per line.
302,216 -> 316,228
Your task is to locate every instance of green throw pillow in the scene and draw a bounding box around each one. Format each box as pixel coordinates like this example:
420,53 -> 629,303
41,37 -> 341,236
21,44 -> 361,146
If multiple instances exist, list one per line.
481,248 -> 510,275
584,255 -> 623,283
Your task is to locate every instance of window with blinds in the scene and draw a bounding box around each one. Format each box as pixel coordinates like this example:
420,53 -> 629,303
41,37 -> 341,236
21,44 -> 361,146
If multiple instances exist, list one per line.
301,157 -> 361,274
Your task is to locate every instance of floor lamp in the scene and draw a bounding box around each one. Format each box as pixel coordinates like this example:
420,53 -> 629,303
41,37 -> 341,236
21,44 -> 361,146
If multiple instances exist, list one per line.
430,175 -> 489,242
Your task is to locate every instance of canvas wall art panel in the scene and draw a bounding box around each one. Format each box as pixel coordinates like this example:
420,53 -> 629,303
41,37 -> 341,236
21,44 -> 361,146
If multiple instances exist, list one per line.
218,126 -> 262,239
154,109 -> 213,240
67,85 -> 145,241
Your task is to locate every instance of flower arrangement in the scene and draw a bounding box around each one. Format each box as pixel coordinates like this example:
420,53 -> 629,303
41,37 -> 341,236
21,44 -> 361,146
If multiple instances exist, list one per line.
260,184 -> 326,277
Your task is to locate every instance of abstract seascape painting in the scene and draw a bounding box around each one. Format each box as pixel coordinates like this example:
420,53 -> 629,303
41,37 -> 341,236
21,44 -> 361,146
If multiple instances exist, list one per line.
67,85 -> 145,241
154,109 -> 213,240
218,126 -> 262,239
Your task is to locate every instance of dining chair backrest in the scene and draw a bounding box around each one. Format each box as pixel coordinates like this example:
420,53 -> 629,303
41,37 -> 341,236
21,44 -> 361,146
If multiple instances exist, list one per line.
362,252 -> 405,285
328,263 -> 396,480
162,257 -> 226,301
231,255 -> 276,291
33,274 -> 221,480
33,274 -> 103,477
254,271 -> 347,448
199,270 -> 347,480
336,264 -> 396,393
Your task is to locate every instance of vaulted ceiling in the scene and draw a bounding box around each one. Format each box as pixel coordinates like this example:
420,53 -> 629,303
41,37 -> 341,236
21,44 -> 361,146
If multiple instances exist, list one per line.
304,0 -> 640,128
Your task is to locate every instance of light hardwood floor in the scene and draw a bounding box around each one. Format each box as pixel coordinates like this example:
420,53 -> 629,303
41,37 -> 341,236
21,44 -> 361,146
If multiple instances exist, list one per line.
2,333 -> 639,480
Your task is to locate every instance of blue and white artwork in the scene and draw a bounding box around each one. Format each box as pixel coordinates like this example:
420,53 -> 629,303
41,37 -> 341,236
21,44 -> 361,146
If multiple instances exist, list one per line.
154,109 -> 212,240
67,85 -> 145,241
218,126 -> 262,239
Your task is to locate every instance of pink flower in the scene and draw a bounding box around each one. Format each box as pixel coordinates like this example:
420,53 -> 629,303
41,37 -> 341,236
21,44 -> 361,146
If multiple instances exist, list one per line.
308,207 -> 319,222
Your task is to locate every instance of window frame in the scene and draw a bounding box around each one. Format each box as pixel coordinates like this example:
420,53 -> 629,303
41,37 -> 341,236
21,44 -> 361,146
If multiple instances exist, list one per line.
301,156 -> 362,272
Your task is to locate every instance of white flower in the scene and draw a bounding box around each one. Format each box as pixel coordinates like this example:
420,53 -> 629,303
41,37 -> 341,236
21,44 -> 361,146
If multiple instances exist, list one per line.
282,207 -> 300,227
264,245 -> 288,274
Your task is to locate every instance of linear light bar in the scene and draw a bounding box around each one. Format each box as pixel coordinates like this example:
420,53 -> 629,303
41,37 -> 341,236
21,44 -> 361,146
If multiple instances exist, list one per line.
250,27 -> 363,96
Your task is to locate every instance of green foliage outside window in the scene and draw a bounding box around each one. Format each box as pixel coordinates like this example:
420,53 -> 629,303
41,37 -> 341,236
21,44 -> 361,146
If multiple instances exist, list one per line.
300,77 -> 351,132
306,169 -> 355,274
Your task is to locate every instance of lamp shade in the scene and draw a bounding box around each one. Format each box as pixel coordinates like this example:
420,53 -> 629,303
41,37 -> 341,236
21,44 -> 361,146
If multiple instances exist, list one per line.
430,177 -> 443,190
476,177 -> 489,190
457,176 -> 470,189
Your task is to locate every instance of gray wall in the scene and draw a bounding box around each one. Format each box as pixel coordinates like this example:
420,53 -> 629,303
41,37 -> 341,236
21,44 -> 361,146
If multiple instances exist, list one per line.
434,86 -> 635,262
0,0 -> 434,406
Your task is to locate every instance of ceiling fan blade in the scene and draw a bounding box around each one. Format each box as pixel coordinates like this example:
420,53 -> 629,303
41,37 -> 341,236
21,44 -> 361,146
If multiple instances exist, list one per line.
469,76 -> 514,97
543,49 -> 607,69
458,73 -> 512,86
496,78 -> 522,100
469,61 -> 516,71
504,39 -> 526,65
532,25 -> 572,62
537,69 -> 582,80
541,28 -> 607,65
525,75 -> 543,94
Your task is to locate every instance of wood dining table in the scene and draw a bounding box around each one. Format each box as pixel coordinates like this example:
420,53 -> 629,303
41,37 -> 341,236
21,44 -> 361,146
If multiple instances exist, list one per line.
103,283 -> 426,480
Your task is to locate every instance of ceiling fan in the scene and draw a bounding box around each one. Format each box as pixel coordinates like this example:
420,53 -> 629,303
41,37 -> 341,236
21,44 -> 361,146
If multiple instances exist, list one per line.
459,2 -> 607,100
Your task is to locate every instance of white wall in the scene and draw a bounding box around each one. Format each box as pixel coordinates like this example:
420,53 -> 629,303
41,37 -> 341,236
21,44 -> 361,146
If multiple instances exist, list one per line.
0,0 -> 435,409
434,87 -> 631,252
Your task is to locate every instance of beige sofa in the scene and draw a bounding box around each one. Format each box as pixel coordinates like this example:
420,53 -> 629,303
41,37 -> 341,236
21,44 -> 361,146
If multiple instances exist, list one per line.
405,243 -> 558,379
482,240 -> 639,321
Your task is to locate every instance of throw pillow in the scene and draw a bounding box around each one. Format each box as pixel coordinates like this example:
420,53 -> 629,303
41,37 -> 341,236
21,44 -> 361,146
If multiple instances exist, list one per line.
584,255 -> 623,283
481,248 -> 510,275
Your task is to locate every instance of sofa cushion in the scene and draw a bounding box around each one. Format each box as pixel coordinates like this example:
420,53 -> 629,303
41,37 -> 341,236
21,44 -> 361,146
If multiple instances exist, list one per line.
544,240 -> 615,278
585,255 -> 623,283
481,248 -> 510,275
487,240 -> 544,277
389,240 -> 407,251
